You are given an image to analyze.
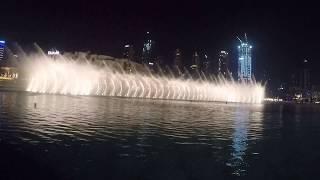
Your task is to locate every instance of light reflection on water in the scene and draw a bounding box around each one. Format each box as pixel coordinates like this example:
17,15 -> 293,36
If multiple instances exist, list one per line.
1,91 -> 320,179
227,107 -> 264,176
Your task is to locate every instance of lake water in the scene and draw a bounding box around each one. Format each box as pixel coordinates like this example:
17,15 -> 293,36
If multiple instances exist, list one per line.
1,91 -> 320,180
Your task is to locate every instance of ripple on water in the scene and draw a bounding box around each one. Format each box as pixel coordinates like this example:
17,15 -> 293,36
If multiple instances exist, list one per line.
3,91 -> 298,179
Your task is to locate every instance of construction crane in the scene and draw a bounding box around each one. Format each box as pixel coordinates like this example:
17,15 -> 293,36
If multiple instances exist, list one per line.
237,33 -> 248,44
236,36 -> 242,44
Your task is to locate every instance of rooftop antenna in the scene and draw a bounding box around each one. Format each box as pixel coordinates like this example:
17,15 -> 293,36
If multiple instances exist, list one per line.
244,33 -> 248,42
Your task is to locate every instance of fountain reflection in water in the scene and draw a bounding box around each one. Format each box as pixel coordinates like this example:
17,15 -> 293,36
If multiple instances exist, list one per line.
24,51 -> 264,103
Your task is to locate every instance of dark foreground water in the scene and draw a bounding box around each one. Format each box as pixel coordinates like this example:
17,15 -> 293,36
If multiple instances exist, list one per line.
1,91 -> 320,180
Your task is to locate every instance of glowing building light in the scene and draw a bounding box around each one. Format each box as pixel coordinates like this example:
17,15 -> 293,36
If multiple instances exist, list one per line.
48,50 -> 60,55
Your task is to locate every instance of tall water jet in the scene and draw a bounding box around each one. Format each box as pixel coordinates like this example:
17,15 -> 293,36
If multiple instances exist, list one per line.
16,46 -> 264,103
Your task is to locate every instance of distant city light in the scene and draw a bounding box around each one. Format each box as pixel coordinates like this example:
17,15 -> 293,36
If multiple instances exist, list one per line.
294,94 -> 302,99
220,51 -> 228,55
145,41 -> 152,51
124,44 -> 130,48
48,50 -> 60,55
190,64 -> 198,69
148,62 -> 154,65
0,40 -> 5,44
264,98 -> 283,102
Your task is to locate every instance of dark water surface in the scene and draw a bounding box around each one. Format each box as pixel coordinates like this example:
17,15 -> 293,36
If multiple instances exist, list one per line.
1,91 -> 320,180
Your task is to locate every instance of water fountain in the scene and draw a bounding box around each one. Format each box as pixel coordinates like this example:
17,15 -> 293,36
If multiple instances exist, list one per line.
10,45 -> 264,104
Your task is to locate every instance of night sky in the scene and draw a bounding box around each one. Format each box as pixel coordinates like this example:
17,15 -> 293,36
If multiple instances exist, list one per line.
1,1 -> 320,86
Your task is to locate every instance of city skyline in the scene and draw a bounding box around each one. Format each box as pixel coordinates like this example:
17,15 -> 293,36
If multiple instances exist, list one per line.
2,2 -> 320,180
0,33 -> 315,85
1,2 -> 320,85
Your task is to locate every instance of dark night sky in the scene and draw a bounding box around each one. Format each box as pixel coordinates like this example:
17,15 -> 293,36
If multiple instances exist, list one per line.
1,1 -> 320,86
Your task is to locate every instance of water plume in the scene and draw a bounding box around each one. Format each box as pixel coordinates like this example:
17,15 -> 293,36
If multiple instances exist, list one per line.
19,46 -> 265,103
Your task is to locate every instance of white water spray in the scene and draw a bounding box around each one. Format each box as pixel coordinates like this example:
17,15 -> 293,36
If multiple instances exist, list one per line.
24,53 -> 264,103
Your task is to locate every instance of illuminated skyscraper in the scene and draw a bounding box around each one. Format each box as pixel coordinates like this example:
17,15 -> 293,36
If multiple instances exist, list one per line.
0,40 -> 5,61
142,32 -> 154,65
237,34 -> 252,81
218,50 -> 229,77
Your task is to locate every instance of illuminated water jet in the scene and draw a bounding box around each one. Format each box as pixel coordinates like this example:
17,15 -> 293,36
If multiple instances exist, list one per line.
22,51 -> 264,103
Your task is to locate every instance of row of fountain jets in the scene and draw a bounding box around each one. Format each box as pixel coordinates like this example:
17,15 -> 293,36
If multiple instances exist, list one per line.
21,47 -> 264,104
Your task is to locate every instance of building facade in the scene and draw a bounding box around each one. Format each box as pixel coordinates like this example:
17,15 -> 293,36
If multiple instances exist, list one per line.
142,32 -> 155,65
300,59 -> 311,91
237,37 -> 252,81
218,50 -> 229,77
0,40 -> 5,61
123,44 -> 135,61
190,51 -> 200,70
202,54 -> 211,74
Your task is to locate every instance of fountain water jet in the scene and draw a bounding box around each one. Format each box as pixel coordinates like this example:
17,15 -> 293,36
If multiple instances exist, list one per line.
19,49 -> 264,103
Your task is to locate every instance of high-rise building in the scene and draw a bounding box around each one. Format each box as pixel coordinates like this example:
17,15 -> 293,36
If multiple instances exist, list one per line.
123,44 -> 135,61
202,54 -> 211,74
190,51 -> 200,70
237,34 -> 252,81
173,48 -> 182,68
142,32 -> 154,65
300,59 -> 311,91
218,50 -> 229,77
0,40 -> 5,61
123,44 -> 130,58
155,56 -> 164,66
